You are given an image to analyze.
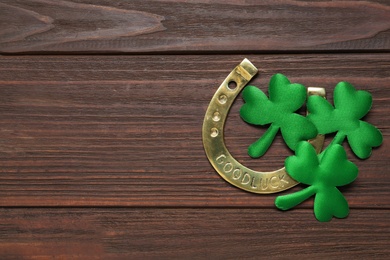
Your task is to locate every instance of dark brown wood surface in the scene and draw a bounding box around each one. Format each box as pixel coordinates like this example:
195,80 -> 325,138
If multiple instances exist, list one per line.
0,0 -> 389,259
0,54 -> 389,208
1,0 -> 390,53
0,208 -> 389,259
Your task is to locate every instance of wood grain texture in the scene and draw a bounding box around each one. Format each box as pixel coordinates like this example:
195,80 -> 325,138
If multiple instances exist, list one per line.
0,208 -> 388,259
0,55 -> 388,208
1,0 -> 389,257
0,0 -> 389,53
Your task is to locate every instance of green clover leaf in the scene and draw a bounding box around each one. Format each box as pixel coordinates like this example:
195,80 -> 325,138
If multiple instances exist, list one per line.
307,82 -> 383,159
275,141 -> 358,222
240,74 -> 318,158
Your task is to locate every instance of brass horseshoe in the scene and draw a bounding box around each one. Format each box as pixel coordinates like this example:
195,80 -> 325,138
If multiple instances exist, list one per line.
202,59 -> 325,194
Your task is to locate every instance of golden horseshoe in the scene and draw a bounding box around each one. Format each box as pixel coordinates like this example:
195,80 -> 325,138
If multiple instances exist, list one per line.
202,59 -> 325,194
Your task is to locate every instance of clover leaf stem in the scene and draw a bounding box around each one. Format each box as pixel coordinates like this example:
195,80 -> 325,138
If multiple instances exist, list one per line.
248,123 -> 280,158
275,185 -> 317,210
318,132 -> 346,161
330,131 -> 346,146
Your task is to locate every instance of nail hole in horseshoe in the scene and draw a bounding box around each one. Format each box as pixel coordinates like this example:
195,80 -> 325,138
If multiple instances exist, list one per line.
227,81 -> 237,90
212,111 -> 221,122
218,95 -> 227,104
210,128 -> 219,137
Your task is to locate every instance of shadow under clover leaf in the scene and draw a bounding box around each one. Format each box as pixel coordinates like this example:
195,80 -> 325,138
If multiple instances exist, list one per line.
240,73 -> 317,158
307,81 -> 383,159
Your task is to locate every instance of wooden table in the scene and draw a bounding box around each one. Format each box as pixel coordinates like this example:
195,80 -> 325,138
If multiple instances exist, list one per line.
0,1 -> 389,258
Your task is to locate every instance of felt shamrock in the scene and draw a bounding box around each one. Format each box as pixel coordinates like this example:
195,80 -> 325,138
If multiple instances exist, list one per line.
307,82 -> 383,159
275,141 -> 358,222
240,73 -> 317,158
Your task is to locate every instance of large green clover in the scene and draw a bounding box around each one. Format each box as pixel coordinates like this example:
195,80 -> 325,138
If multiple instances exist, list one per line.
307,81 -> 382,159
240,73 -> 317,158
275,141 -> 358,222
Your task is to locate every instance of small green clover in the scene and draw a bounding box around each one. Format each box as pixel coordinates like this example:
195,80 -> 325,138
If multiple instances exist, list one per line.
275,141 -> 358,222
240,73 -> 317,158
307,82 -> 383,159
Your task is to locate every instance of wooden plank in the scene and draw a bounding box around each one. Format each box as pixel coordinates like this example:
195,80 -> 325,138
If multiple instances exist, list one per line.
0,55 -> 388,207
0,208 -> 388,259
0,0 -> 389,53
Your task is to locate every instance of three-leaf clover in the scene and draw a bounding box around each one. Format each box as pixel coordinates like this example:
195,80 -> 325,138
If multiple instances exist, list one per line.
307,81 -> 383,159
275,141 -> 358,222
240,73 -> 317,158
